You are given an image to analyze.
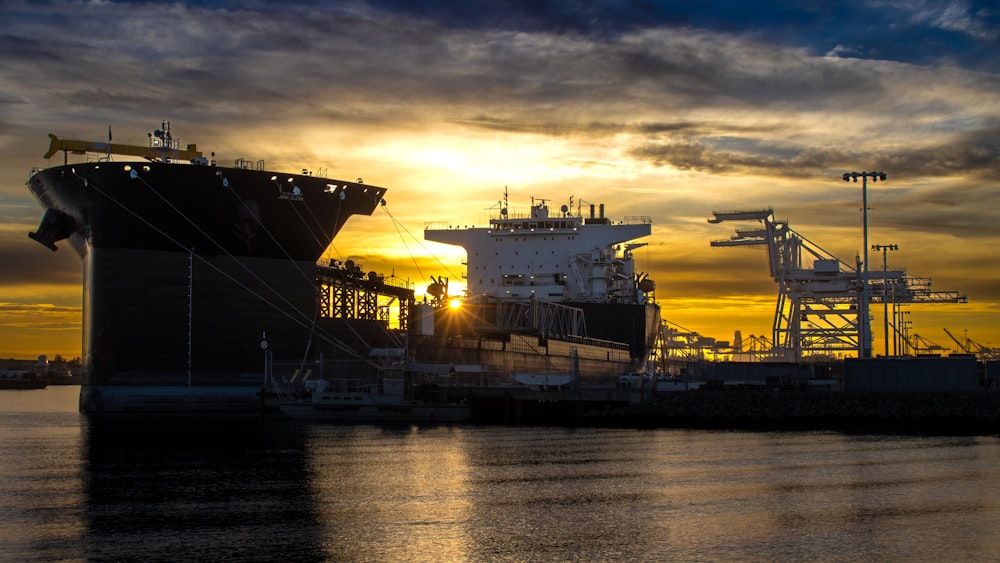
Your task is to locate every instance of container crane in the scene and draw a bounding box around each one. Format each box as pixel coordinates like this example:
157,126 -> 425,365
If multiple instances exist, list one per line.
909,333 -> 948,356
943,328 -> 999,362
709,208 -> 967,361
943,327 -> 972,354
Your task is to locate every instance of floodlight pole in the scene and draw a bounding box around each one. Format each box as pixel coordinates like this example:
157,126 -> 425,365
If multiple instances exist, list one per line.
843,171 -> 887,358
872,243 -> 898,357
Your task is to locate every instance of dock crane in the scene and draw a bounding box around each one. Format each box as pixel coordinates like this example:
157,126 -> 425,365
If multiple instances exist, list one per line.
943,328 -> 999,362
909,333 -> 948,356
943,327 -> 972,354
709,208 -> 967,361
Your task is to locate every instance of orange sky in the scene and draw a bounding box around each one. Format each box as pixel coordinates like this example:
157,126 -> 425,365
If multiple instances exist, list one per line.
1,2 -> 997,360
5,124 -> 991,360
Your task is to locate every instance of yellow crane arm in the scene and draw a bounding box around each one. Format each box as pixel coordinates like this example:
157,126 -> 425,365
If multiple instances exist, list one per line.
44,133 -> 202,161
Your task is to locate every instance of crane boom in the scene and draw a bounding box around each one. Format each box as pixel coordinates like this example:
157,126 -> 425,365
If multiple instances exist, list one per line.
44,133 -> 202,162
942,327 -> 970,353
709,206 -> 968,361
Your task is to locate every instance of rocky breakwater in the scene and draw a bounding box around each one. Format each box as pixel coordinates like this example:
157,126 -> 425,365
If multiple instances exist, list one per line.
573,390 -> 1000,432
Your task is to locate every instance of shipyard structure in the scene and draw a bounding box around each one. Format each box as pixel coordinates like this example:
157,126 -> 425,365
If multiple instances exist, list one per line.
28,124 -> 990,426
28,125 -> 660,419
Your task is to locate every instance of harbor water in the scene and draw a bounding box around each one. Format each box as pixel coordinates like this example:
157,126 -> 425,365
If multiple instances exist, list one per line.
3,386 -> 1000,561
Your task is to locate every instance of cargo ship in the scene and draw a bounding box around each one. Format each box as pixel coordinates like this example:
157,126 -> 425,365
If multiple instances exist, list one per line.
278,193 -> 662,423
409,192 -> 660,384
26,123 -> 388,414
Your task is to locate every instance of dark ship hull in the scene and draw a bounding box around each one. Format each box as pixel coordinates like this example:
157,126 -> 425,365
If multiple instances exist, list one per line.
410,301 -> 659,380
28,160 -> 386,414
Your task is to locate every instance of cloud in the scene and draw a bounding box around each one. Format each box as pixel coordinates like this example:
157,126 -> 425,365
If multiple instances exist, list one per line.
0,240 -> 81,287
899,0 -> 1000,41
0,302 -> 81,322
0,0 -> 997,350
626,121 -> 1000,180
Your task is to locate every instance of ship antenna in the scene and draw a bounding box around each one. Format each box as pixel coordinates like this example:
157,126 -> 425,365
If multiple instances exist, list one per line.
165,120 -> 172,162
503,186 -> 509,217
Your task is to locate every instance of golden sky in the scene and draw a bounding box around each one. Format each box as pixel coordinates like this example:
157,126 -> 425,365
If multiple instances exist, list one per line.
1,1 -> 997,359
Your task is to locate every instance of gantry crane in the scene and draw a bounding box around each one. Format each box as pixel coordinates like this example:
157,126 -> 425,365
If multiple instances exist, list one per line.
943,328 -> 999,362
709,208 -> 966,361
908,333 -> 948,356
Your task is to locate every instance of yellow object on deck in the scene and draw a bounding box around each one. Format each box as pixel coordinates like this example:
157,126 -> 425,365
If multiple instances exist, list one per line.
44,133 -> 202,162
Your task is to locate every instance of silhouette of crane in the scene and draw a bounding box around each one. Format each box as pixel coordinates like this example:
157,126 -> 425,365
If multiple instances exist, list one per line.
709,208 -> 966,361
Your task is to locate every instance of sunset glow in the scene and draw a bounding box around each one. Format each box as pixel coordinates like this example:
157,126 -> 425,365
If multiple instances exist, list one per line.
1,1 -> 997,359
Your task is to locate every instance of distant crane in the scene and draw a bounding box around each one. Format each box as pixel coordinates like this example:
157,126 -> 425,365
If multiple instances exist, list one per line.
943,328 -> 999,362
909,333 -> 948,356
944,327 -> 972,354
744,334 -> 774,362
652,318 -> 736,364
709,208 -> 967,361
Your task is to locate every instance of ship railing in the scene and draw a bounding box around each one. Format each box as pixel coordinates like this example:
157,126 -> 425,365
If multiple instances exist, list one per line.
496,213 -> 651,226
379,275 -> 412,290
487,213 -> 652,226
435,333 -> 629,352
425,215 -> 651,231
490,211 -> 559,221
425,221 -> 478,230
315,263 -> 413,291
621,215 -> 652,225
561,334 -> 631,351
234,158 -> 266,170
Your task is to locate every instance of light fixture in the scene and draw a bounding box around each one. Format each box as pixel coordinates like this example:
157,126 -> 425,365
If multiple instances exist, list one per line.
842,170 -> 888,358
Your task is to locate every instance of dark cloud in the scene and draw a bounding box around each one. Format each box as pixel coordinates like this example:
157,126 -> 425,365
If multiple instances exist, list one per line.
876,181 -> 1000,241
354,0 -> 1000,71
884,125 -> 1000,179
450,116 -> 630,137
0,0 -> 989,148
0,302 -> 80,317
939,275 -> 1000,303
0,241 -> 81,287
626,120 -> 1000,182
0,0 -> 997,347
0,33 -> 66,65
1,1 -> 986,132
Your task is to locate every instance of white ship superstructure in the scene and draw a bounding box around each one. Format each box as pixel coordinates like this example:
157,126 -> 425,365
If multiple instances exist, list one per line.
426,197 -> 654,305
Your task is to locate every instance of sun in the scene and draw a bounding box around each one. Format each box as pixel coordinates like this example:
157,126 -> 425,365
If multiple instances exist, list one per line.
448,298 -> 462,310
